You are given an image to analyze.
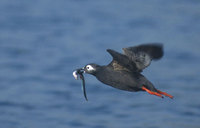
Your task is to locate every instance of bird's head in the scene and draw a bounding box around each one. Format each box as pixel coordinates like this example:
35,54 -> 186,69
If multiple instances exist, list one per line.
83,63 -> 100,75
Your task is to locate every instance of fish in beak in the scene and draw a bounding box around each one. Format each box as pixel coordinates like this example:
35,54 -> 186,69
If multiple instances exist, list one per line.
73,68 -> 88,101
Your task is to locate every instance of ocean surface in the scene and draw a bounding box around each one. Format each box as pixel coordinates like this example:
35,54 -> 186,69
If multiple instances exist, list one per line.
0,0 -> 200,128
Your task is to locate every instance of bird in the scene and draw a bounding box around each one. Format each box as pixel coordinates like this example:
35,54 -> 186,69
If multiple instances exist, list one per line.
75,43 -> 173,99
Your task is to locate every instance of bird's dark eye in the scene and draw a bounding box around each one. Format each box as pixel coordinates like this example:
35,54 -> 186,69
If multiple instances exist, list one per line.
87,66 -> 89,69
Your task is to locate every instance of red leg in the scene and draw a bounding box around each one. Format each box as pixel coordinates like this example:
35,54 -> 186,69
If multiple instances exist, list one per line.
142,86 -> 164,98
157,89 -> 174,99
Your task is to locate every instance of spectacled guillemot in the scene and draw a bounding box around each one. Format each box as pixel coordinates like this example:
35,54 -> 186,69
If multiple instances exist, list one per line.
73,43 -> 173,100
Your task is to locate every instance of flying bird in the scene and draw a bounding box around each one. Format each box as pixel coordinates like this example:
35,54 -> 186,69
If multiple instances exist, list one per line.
73,43 -> 173,100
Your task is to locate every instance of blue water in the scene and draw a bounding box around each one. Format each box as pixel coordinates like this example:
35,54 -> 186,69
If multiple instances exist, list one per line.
0,0 -> 200,128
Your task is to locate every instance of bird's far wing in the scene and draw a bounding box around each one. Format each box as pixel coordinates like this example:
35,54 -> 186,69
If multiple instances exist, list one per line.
107,49 -> 137,72
122,43 -> 163,72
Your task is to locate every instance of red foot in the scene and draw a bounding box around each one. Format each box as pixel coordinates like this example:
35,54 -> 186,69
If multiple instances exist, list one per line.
142,86 -> 164,98
157,89 -> 174,99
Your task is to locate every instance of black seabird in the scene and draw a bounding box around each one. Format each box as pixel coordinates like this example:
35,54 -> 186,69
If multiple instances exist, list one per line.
73,43 -> 173,100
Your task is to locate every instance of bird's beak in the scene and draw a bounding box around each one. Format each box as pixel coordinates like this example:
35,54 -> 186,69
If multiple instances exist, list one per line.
73,68 -> 88,101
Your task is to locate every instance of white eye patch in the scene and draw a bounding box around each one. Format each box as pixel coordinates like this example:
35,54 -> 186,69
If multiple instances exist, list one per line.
86,65 -> 95,71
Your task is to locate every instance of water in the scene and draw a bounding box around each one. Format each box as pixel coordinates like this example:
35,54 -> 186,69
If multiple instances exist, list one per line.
0,0 -> 200,128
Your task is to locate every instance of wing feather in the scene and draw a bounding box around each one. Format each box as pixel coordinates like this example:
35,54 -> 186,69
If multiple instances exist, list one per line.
107,49 -> 137,72
107,43 -> 164,73
123,43 -> 163,71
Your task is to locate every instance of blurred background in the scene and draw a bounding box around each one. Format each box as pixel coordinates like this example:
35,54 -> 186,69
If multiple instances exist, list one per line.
0,0 -> 200,128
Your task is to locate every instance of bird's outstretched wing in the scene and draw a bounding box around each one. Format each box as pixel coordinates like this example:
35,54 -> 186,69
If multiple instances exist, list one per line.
107,43 -> 163,72
123,43 -> 163,72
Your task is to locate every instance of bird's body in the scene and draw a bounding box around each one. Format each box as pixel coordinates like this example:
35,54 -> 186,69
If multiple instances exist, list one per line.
74,43 -> 173,100
94,65 -> 156,92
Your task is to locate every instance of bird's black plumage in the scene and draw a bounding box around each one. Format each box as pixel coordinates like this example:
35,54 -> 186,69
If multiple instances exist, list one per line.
74,43 -> 173,100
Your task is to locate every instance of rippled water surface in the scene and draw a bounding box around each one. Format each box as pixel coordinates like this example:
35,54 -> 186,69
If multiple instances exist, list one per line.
0,0 -> 200,128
